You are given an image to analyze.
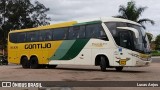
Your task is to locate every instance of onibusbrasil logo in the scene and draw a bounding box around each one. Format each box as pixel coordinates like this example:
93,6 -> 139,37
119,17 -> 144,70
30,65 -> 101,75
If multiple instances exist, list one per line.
1,82 -> 42,87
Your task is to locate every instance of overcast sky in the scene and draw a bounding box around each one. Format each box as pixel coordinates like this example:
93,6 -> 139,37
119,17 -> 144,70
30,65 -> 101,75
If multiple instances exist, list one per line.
38,0 -> 160,37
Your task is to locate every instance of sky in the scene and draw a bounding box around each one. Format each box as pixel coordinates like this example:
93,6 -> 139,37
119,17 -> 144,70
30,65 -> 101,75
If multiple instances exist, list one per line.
37,0 -> 160,37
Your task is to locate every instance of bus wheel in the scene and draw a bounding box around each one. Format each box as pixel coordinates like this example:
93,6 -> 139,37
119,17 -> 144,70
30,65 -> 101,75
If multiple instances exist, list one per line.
47,65 -> 57,69
100,56 -> 107,72
30,57 -> 39,69
21,57 -> 30,69
115,67 -> 123,71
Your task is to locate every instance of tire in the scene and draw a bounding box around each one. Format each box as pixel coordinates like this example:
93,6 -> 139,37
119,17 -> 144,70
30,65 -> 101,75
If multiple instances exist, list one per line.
21,57 -> 30,68
115,67 -> 123,71
100,56 -> 107,72
47,65 -> 57,69
30,57 -> 39,69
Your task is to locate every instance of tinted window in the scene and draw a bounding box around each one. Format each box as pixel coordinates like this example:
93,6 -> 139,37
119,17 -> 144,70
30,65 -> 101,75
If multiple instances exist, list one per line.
9,33 -> 17,43
119,31 -> 133,49
117,22 -> 127,27
86,24 -> 98,38
39,30 -> 52,41
68,26 -> 85,39
53,28 -> 68,40
17,32 -> 26,43
86,24 -> 108,40
45,30 -> 52,40
105,22 -> 116,36
26,31 -> 39,42
105,22 -> 127,37
78,26 -> 86,38
105,22 -> 137,50
39,31 -> 45,41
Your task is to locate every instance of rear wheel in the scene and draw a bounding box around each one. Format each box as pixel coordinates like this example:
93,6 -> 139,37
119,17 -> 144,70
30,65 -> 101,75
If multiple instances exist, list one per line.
21,57 -> 30,68
47,65 -> 57,69
100,56 -> 107,72
115,67 -> 123,71
30,57 -> 39,69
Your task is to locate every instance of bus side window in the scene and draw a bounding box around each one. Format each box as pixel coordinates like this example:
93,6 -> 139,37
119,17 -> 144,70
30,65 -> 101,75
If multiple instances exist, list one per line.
78,25 -> 85,39
85,23 -> 108,40
27,31 -> 39,42
45,30 -> 52,41
17,32 -> 26,43
68,26 -> 79,39
9,33 -> 17,43
39,31 -> 46,41
68,27 -> 75,39
99,25 -> 108,41
105,22 -> 117,36
68,25 -> 85,40
53,27 -> 68,40
86,24 -> 99,38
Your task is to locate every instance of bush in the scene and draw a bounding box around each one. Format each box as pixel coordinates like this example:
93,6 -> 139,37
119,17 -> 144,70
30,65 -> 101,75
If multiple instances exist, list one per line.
151,50 -> 158,53
152,53 -> 160,56
151,50 -> 160,56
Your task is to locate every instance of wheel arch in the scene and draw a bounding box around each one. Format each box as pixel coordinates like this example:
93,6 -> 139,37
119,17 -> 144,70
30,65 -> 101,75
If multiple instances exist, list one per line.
30,55 -> 38,59
95,54 -> 110,67
30,55 -> 38,61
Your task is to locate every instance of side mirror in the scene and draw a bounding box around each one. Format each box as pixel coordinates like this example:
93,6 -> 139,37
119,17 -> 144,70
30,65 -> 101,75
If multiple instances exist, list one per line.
117,27 -> 139,38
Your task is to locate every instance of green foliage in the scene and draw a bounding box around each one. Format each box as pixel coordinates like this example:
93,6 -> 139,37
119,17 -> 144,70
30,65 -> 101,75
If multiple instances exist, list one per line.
0,0 -> 50,30
0,0 -> 50,51
146,33 -> 153,43
152,53 -> 160,56
116,0 -> 155,29
151,50 -> 158,53
155,34 -> 160,50
151,50 -> 160,56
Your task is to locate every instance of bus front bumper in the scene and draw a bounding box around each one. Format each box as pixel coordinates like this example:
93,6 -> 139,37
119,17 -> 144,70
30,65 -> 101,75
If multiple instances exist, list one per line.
135,59 -> 152,67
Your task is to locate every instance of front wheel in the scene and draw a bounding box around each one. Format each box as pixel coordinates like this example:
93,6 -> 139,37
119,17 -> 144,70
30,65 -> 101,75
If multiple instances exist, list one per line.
100,56 -> 107,72
115,67 -> 123,71
30,57 -> 39,69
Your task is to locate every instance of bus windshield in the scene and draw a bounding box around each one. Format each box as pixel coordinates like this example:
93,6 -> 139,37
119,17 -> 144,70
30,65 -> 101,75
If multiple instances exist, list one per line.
127,24 -> 151,53
105,22 -> 150,54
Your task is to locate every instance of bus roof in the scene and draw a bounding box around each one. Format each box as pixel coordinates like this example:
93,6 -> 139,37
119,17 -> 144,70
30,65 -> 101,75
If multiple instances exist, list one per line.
9,17 -> 141,33
9,21 -> 77,33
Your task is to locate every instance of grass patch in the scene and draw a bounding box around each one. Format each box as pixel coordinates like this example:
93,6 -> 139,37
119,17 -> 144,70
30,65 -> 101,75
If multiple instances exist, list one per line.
151,50 -> 160,56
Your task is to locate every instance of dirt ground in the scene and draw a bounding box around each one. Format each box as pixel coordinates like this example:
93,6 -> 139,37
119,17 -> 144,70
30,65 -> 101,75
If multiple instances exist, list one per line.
0,63 -> 160,81
0,57 -> 160,90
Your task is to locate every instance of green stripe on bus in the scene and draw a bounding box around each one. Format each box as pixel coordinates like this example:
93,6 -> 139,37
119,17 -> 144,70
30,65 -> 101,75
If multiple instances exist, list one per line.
49,40 -> 76,60
60,39 -> 89,60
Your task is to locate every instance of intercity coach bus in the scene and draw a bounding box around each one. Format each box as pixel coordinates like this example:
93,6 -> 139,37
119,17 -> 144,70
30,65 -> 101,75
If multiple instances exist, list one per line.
8,17 -> 151,71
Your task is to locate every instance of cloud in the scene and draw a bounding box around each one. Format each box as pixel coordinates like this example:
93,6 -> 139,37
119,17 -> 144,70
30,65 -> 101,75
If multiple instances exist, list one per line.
38,0 -> 160,36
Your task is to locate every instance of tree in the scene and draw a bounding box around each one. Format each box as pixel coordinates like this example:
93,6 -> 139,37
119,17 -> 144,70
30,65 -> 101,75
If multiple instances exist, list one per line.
0,0 -> 50,30
146,32 -> 153,43
155,34 -> 160,50
116,0 -> 155,29
0,0 -> 51,55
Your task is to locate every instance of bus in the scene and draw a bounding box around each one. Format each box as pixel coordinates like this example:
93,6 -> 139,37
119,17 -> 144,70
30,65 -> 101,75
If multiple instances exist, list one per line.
8,17 -> 152,71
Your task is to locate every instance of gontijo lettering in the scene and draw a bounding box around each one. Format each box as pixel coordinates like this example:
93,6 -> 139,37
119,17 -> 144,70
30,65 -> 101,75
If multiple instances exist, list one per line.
25,43 -> 51,49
